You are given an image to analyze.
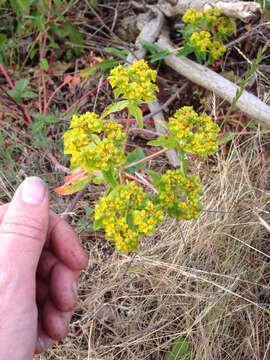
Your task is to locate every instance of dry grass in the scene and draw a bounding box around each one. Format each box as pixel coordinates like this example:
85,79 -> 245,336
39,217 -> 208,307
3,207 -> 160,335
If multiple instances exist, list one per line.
1,2 -> 269,359
32,132 -> 270,360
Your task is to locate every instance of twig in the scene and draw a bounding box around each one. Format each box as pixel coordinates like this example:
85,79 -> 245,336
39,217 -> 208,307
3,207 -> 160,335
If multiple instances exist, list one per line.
123,148 -> 167,170
44,75 -> 77,114
64,79 -> 108,115
124,172 -> 157,192
226,21 -> 270,49
111,0 -> 120,32
143,82 -> 188,122
63,186 -> 88,221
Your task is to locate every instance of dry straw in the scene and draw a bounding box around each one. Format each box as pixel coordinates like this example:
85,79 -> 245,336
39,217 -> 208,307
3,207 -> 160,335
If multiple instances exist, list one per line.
34,129 -> 270,360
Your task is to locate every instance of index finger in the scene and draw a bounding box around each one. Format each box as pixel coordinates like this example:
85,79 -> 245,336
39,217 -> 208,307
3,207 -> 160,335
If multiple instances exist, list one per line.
48,210 -> 88,270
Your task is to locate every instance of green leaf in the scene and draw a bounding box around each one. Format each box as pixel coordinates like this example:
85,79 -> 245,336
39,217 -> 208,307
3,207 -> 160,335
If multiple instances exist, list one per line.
29,48 -> 39,60
148,136 -> 178,149
48,8 -> 65,21
151,50 -> 170,63
165,337 -> 193,360
54,0 -> 62,6
50,23 -> 71,38
113,88 -> 123,99
80,65 -> 98,78
22,91 -> 37,98
14,79 -> 29,92
10,0 -> 30,15
218,132 -> 234,144
102,168 -> 119,188
177,44 -> 195,57
194,49 -> 205,65
129,103 -> 143,129
69,26 -> 83,43
101,100 -> 129,119
0,33 -> 7,47
145,169 -> 161,187
98,59 -> 118,73
94,217 -> 103,230
104,47 -> 129,59
91,0 -> 98,7
124,148 -> 145,174
31,121 -> 44,135
139,38 -> 162,55
7,89 -> 21,103
40,58 -> 49,72
32,113 -> 58,123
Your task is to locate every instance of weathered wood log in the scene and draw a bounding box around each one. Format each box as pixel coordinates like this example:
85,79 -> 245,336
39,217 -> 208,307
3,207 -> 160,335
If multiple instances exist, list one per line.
158,0 -> 261,22
156,29 -> 270,128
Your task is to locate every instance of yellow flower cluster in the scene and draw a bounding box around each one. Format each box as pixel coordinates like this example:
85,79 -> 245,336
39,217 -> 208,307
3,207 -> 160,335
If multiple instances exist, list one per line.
182,7 -> 235,62
64,112 -> 126,173
209,40 -> 226,60
190,31 -> 211,52
94,182 -> 164,253
204,8 -> 221,23
154,170 -> 203,220
108,59 -> 158,102
168,106 -> 220,156
216,16 -> 235,35
182,8 -> 204,24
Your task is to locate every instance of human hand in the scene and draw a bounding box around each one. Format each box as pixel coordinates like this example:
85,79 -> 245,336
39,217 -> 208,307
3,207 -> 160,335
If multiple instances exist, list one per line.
0,177 -> 88,358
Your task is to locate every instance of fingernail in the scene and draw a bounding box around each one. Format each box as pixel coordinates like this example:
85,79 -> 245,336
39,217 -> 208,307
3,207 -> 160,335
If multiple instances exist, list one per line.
20,177 -> 46,205
72,281 -> 78,300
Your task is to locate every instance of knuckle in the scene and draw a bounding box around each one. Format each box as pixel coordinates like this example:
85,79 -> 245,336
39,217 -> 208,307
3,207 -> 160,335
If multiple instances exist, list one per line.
1,215 -> 44,243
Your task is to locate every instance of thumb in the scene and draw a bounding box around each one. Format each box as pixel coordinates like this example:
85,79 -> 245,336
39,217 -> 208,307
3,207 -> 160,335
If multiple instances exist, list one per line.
0,177 -> 49,278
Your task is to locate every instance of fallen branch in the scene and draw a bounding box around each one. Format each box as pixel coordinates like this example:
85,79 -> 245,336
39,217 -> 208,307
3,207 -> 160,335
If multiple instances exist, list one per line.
126,9 -> 180,167
158,0 -> 261,22
156,29 -> 270,129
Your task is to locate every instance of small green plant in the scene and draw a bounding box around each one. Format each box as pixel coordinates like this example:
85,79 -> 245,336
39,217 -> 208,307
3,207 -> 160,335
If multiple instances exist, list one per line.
55,59 -> 222,253
178,8 -> 236,64
165,336 -> 194,360
0,0 -> 84,68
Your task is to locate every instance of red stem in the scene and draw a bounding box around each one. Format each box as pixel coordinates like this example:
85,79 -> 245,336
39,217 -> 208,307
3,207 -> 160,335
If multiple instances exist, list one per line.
0,85 -> 31,125
0,60 -> 14,89
44,76 -> 76,114
64,79 -> 108,115
43,147 -> 70,173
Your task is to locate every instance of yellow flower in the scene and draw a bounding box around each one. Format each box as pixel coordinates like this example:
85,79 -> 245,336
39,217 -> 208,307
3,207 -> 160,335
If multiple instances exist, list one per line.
190,31 -> 211,52
154,170 -> 203,220
182,8 -> 204,24
64,113 -> 126,173
94,182 -> 164,253
108,60 -> 158,102
216,16 -> 235,35
168,106 -> 220,156
209,40 -> 226,59
204,8 -> 221,23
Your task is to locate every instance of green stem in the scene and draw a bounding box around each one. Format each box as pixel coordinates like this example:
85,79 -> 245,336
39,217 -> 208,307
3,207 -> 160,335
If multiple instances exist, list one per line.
123,107 -> 131,152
